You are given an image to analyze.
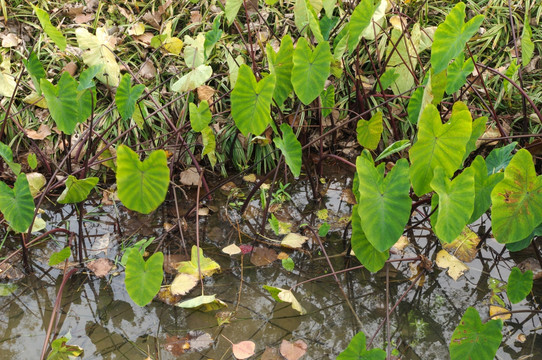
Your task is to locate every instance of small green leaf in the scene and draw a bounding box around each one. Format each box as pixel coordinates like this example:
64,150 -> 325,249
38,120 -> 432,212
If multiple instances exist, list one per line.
348,0 -> 379,54
57,176 -> 99,204
0,174 -> 35,233
430,2 -> 484,75
356,111 -> 383,150
377,68 -> 400,92
0,141 -> 21,175
116,74 -> 146,121
375,140 -> 410,162
267,34 -> 294,107
27,153 -> 38,170
77,64 -> 104,91
49,247 -> 72,266
22,52 -> 46,95
318,222 -> 330,237
449,307 -> 502,360
124,249 -> 164,306
282,258 -> 295,271
116,145 -> 170,214
491,149 -> 542,243
201,127 -> 217,167
446,52 -> 475,94
320,85 -> 335,118
189,101 -> 212,132
274,124 -> 302,177
486,142 -> 517,175
231,64 -> 275,136
269,213 -> 280,235
507,267 -> 533,304
292,38 -> 332,105
337,331 -> 386,360
34,6 -> 66,51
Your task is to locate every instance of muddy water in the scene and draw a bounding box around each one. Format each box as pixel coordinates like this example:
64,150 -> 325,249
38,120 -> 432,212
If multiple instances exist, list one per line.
0,168 -> 541,359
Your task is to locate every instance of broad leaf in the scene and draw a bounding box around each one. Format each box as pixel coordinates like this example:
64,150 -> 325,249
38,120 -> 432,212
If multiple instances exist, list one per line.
57,176 -> 99,204
386,26 -> 419,95
351,204 -> 388,273
377,68 -> 399,92
116,145 -> 170,214
77,64 -> 104,91
446,52 -> 475,94
34,6 -> 66,51
189,101 -> 212,132
75,27 -> 120,87
177,246 -> 221,278
356,111 -> 383,149
274,124 -> 302,177
201,127 -> 217,167
491,149 -> 542,243
0,141 -> 21,175
293,0 -> 310,35
462,116 -> 487,164
468,156 -> 503,223
409,102 -> 472,196
22,52 -> 46,95
171,64 -> 213,92
506,223 -> 542,252
449,307 -> 502,360
348,0 -> 379,54
337,331 -> 386,360
115,74 -> 145,121
320,85 -> 335,118
486,142 -> 517,175
375,140 -> 410,161
124,248 -> 164,306
40,72 -> 80,134
291,38 -> 332,105
267,34 -> 294,107
176,294 -> 227,311
507,267 -> 533,304
430,167 -> 475,243
183,34 -> 206,68
231,64 -> 275,136
357,157 -> 411,252
0,174 -> 35,233
430,2 -> 484,75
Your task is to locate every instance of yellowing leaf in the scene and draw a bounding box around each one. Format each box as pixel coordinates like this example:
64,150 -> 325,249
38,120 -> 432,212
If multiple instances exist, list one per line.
489,305 -> 511,320
23,92 -> 48,108
277,289 -> 307,315
128,22 -> 146,36
435,249 -> 468,281
442,226 -> 480,263
26,172 -> 46,197
164,37 -> 183,55
183,34 -> 206,68
170,273 -> 198,295
171,65 -> 212,93
281,233 -> 308,249
0,56 -> 16,97
75,27 -> 120,87
176,246 -> 220,277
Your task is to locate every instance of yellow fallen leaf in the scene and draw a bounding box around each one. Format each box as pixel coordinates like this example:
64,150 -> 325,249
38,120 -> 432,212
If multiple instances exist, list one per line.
392,235 -> 410,252
435,249 -> 468,281
75,27 -> 120,87
442,226 -> 480,263
170,273 -> 198,296
0,56 -> 16,97
164,37 -> 183,55
128,22 -> 146,36
277,289 -> 307,315
222,244 -> 241,255
281,233 -> 308,249
23,92 -> 48,108
489,305 -> 511,320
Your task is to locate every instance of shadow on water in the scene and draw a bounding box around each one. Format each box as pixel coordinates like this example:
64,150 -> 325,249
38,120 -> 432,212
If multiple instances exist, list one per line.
0,166 -> 541,359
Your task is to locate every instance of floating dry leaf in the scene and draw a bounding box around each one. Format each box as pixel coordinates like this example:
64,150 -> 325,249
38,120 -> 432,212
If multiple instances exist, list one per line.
277,289 -> 307,315
518,258 -> 542,280
232,341 -> 256,359
26,172 -> 46,197
222,244 -> 242,255
250,247 -> 277,266
176,246 -> 221,277
87,258 -> 113,278
179,167 -> 201,186
392,235 -> 410,252
163,254 -> 187,274
0,263 -> 24,281
280,339 -> 307,360
164,331 -> 213,356
442,226 -> 480,263
435,249 -> 468,281
156,287 -> 183,305
281,233 -> 308,249
340,188 -> 357,204
170,273 -> 198,296
489,305 -> 511,320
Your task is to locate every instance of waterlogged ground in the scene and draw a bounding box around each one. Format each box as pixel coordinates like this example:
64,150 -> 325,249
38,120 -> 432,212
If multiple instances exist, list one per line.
0,166 -> 541,359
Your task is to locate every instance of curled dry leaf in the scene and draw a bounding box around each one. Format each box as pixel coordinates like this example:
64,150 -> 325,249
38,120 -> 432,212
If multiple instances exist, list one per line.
280,339 -> 307,360
156,287 -> 183,305
26,124 -> 52,140
222,244 -> 242,255
435,249 -> 468,281
232,340 -> 256,359
87,258 -> 113,278
392,235 -> 410,252
242,173 -> 257,183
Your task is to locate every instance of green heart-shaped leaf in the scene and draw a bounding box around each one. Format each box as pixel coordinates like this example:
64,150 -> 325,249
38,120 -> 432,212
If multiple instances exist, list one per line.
430,166 -> 475,243
292,38 -> 332,105
116,145 -> 170,214
356,111 -> 383,150
274,124 -> 302,177
40,73 -> 79,134
115,74 -> 146,121
431,2 -> 484,75
189,101 -> 212,132
0,174 -> 35,233
267,34 -> 293,107
351,204 -> 388,273
507,267 -> 533,304
486,141 -> 518,175
337,331 -> 386,360
449,307 -> 502,360
357,157 -> 411,252
409,102 -> 472,196
57,176 -> 99,204
491,149 -> 542,243
124,248 -> 164,306
468,156 -> 503,223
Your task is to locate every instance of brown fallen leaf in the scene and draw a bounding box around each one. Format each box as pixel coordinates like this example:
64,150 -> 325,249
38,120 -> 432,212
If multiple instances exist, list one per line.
26,124 -> 51,140
134,32 -> 154,47
340,188 -> 357,205
197,85 -> 215,103
280,339 -> 307,360
87,258 -> 113,278
163,254 -> 188,274
74,13 -> 93,24
179,167 -> 201,186
140,60 -> 157,79
518,258 -> 542,280
0,262 -> 24,281
261,346 -> 281,360
250,247 -> 278,266
164,331 -> 213,356
2,33 -> 21,48
156,287 -> 183,305
232,340 -> 255,359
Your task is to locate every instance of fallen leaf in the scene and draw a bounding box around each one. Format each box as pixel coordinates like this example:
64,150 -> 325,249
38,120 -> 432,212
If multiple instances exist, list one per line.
277,289 -> 307,315
0,263 -> 24,281
87,258 -> 113,278
216,311 -> 233,326
232,341 -> 255,359
277,252 -> 289,260
179,167 -> 201,186
140,60 -> 156,79
435,249 -> 468,281
190,11 -> 202,25
23,92 -> 48,108
239,244 -> 253,254
0,57 -> 16,97
392,235 -> 410,252
75,27 -> 120,87
89,233 -> 110,255
280,339 -> 307,360
170,273 -> 198,295
197,85 -> 215,103
442,226 -> 480,263
222,244 -> 242,255
518,258 -> 542,280
176,294 -> 227,311
250,247 -> 277,266
489,305 -> 511,320
176,246 -> 221,277
220,181 -> 238,192
128,22 -> 146,36
476,125 -> 502,147
163,254 -> 188,274
74,13 -> 93,24
156,287 -> 183,305
281,233 -> 308,249
242,174 -> 257,183
26,172 -> 46,196
142,11 -> 161,29
164,331 -> 213,356
2,33 -> 21,47
340,188 -> 357,204
134,32 -> 154,46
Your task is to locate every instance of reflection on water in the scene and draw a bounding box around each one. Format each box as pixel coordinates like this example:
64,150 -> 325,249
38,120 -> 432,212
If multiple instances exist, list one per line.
0,168 -> 540,359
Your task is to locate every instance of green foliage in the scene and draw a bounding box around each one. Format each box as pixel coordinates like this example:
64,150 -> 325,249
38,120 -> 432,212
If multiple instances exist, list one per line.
49,247 -> 72,266
22,52 -> 46,94
47,332 -> 83,360
267,34 -> 293,107
446,52 -> 475,94
27,153 -> 37,170
356,111 -> 383,150
468,156 -> 503,223
0,174 -> 35,233
231,64 -> 275,136
375,140 -> 410,162
57,176 -> 99,204
116,145 -> 170,214
115,74 -> 145,121
351,204 -> 389,273
204,16 -> 222,57
337,331 -> 386,360
320,85 -> 335,118
507,267 -> 533,304
34,6 -> 66,51
0,141 -> 20,175
348,0 -> 379,54
189,101 -> 212,132
124,248 -> 164,306
521,16 -> 534,67
486,142 -> 517,175
274,124 -> 302,177
449,307 -> 502,360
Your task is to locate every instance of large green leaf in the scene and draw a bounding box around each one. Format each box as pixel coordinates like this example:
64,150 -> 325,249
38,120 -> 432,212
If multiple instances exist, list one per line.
40,73 -> 79,134
337,331 -> 386,360
357,157 -> 411,252
274,124 -> 302,177
351,205 -> 388,273
507,267 -> 533,304
267,35 -> 294,107
356,111 -> 382,150
116,145 -> 170,214
430,2 -> 484,75
189,101 -> 212,132
291,38 -> 331,105
0,174 -> 35,233
446,52 -> 475,94
115,74 -> 145,121
293,0 -> 310,35
468,156 -> 503,223
409,102 -> 472,196
57,176 -> 99,204
34,6 -> 66,51
231,64 -> 275,136
22,52 -> 46,95
430,167 -> 475,243
491,149 -> 542,244
449,307 -> 502,360
347,0 -> 379,54
124,248 -> 164,306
